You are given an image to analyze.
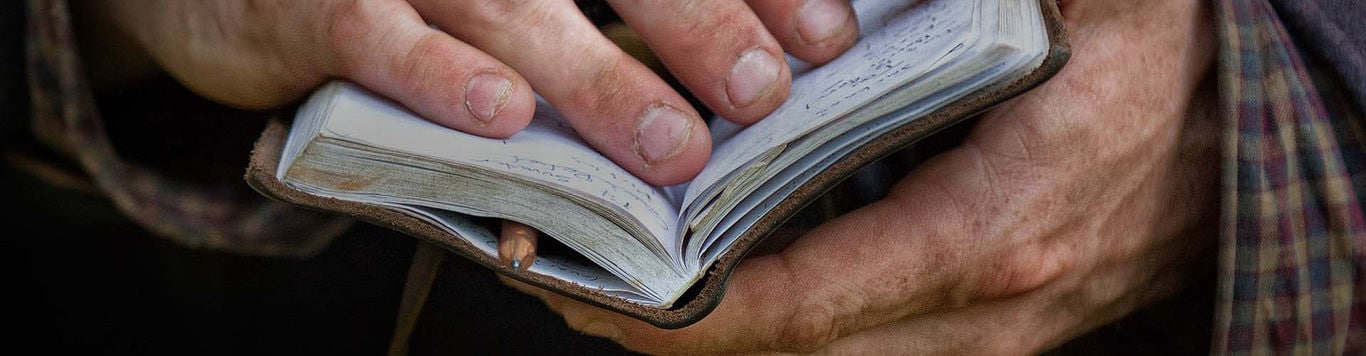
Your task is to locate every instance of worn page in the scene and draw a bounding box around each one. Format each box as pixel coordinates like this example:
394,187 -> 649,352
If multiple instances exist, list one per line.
683,0 -> 977,212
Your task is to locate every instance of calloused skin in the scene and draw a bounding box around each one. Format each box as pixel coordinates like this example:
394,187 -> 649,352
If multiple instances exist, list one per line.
94,0 -> 861,186
503,0 -> 1222,353
95,0 -> 1221,352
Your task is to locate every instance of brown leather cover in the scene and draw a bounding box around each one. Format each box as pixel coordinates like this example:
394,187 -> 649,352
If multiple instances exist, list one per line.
244,0 -> 1070,329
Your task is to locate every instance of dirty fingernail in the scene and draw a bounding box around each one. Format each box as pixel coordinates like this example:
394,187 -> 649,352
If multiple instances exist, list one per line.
798,0 -> 852,44
726,48 -> 782,108
465,71 -> 513,124
634,104 -> 693,165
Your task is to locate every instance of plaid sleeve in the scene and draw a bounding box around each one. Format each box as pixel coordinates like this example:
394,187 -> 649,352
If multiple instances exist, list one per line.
1212,0 -> 1366,353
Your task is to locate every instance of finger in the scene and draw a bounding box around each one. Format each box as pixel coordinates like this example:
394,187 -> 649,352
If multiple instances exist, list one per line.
320,0 -> 536,138
746,0 -> 859,64
412,1 -> 711,185
607,0 -> 793,124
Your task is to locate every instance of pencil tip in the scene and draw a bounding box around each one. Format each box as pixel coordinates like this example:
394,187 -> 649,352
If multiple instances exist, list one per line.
511,260 -> 521,270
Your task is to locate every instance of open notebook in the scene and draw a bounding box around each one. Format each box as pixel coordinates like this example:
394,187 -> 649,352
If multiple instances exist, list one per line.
247,0 -> 1070,328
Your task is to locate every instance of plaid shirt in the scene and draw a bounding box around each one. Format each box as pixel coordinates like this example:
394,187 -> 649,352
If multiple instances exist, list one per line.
1213,0 -> 1366,353
15,0 -> 1366,352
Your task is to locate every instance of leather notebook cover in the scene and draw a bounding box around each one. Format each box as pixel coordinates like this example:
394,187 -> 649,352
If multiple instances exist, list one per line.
244,0 -> 1070,329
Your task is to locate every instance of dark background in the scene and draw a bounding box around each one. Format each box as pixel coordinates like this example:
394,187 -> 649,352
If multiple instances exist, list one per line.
0,163 -> 635,355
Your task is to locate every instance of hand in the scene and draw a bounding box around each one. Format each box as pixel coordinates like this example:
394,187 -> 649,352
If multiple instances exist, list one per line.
505,0 -> 1222,353
93,0 -> 861,185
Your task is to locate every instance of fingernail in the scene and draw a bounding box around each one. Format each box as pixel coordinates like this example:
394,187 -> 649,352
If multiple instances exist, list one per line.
465,71 -> 513,124
798,0 -> 852,44
517,255 -> 535,271
634,104 -> 693,165
582,321 -> 623,341
726,48 -> 782,108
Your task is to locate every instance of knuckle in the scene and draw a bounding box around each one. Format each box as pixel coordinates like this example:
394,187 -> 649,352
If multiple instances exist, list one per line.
567,53 -> 634,119
776,301 -> 841,352
392,32 -> 448,88
465,0 -> 541,17
679,8 -> 758,56
322,1 -> 439,82
457,0 -> 560,34
322,0 -> 392,74
619,1 -> 761,60
322,0 -> 368,52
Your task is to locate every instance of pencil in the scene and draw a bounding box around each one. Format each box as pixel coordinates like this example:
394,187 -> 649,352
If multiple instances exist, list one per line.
498,220 -> 537,271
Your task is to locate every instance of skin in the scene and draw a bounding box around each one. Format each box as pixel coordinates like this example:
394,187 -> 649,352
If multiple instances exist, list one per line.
504,0 -> 1222,353
91,0 -> 1219,352
92,0 -> 861,186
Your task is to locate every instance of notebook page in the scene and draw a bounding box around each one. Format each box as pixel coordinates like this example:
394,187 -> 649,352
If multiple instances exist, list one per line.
683,0 -> 977,213
318,84 -> 681,258
696,0 -> 1048,265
